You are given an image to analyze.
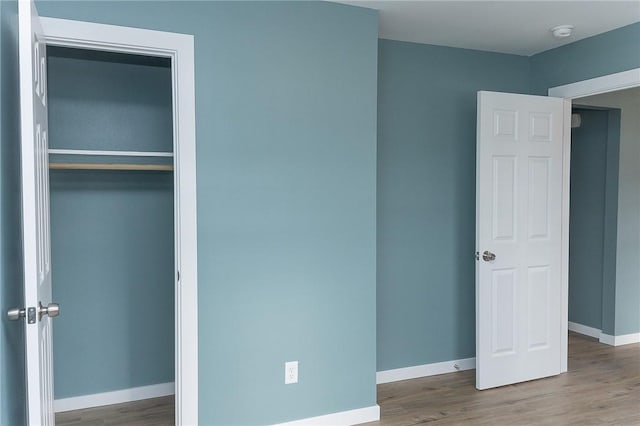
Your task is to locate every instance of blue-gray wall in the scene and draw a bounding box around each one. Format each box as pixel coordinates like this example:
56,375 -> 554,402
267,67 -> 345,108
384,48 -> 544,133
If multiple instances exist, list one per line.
47,49 -> 175,399
0,0 -> 27,424
530,23 -> 640,95
568,108 -> 620,333
36,1 -> 378,424
376,39 -> 530,371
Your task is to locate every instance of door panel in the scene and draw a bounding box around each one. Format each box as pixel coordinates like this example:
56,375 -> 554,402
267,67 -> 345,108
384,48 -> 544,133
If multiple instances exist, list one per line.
527,266 -> 550,349
19,0 -> 54,423
476,91 -> 565,390
492,156 -> 516,240
527,160 -> 550,238
491,269 -> 516,355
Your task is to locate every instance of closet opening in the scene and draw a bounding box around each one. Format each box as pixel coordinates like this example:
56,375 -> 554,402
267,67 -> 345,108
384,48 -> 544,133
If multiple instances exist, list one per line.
47,45 -> 177,424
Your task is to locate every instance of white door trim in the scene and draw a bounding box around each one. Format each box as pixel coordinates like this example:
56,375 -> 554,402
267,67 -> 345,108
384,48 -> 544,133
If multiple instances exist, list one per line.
549,68 -> 640,371
40,18 -> 198,426
548,68 -> 640,100
559,98 -> 571,373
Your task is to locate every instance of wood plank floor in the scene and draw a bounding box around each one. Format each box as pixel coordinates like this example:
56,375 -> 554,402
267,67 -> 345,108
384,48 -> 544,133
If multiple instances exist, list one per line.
55,395 -> 174,426
364,332 -> 640,426
56,333 -> 638,425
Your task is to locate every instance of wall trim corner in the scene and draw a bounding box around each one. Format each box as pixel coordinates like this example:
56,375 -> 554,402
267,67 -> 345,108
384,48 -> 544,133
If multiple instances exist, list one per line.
600,332 -> 640,346
568,321 -> 601,339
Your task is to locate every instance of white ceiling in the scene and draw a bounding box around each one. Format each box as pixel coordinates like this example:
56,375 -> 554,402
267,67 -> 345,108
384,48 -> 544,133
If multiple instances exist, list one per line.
335,1 -> 640,56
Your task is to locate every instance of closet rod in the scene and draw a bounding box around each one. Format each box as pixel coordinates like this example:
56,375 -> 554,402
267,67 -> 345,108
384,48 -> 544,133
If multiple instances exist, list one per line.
48,149 -> 174,158
49,163 -> 174,171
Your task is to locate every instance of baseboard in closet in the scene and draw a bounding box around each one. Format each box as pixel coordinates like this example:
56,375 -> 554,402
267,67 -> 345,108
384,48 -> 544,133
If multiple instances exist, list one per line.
54,382 -> 175,413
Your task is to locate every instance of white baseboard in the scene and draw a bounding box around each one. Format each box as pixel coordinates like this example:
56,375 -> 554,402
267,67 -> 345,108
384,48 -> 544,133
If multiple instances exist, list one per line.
600,332 -> 640,346
376,357 -> 476,384
568,321 -> 601,339
54,382 -> 174,413
272,405 -> 380,426
568,321 -> 640,347
599,333 -> 616,346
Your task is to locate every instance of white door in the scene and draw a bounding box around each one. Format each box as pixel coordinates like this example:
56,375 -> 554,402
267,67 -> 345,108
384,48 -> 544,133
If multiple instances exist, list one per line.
19,0 -> 57,423
476,91 -> 567,390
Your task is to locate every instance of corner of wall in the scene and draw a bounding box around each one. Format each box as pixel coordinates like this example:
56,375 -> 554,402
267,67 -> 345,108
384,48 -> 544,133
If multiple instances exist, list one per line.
601,108 -> 622,336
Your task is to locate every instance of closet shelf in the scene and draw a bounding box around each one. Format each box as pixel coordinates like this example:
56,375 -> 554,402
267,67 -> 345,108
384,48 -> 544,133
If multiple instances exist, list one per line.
48,149 -> 174,171
48,149 -> 173,157
49,163 -> 174,171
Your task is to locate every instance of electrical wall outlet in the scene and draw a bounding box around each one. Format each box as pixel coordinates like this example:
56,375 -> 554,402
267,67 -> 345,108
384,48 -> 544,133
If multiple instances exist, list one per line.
285,361 -> 298,384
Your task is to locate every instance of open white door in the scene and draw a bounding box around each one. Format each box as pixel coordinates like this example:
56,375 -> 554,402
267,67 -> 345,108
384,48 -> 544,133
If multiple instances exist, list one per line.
19,0 -> 57,423
476,91 -> 567,390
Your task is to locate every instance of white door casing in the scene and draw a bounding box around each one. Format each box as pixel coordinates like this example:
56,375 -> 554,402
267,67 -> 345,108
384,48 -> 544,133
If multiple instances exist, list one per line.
39,17 -> 199,425
19,0 -> 55,423
476,91 -> 567,390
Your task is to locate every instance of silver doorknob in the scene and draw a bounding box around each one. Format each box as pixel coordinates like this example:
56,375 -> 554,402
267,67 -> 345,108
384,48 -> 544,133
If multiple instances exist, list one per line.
38,302 -> 60,320
482,251 -> 496,262
7,307 -> 26,321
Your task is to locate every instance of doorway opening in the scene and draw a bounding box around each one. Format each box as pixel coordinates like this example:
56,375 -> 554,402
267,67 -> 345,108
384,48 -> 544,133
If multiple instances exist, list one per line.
549,68 -> 640,346
46,46 -> 176,424
567,104 -> 619,340
567,86 -> 640,345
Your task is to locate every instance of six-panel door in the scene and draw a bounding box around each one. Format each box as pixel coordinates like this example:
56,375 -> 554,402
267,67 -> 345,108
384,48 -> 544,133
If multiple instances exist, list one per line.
476,91 -> 565,390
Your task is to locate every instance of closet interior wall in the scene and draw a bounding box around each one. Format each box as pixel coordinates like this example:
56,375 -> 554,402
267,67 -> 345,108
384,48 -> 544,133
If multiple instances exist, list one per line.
46,46 -> 175,400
